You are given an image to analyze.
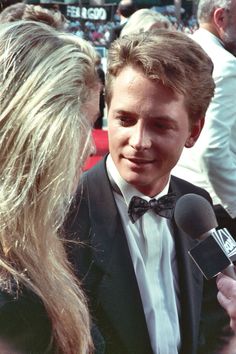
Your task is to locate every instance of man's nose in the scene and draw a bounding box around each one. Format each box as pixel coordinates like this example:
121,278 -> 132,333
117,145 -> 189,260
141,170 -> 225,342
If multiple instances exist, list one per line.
129,123 -> 151,150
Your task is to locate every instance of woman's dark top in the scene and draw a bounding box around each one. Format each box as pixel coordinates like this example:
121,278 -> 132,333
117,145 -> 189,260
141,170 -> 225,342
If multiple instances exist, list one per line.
0,288 -> 55,353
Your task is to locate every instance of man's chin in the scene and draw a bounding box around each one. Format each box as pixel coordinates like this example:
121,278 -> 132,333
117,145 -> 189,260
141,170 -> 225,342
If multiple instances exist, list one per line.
121,171 -> 147,187
222,36 -> 236,55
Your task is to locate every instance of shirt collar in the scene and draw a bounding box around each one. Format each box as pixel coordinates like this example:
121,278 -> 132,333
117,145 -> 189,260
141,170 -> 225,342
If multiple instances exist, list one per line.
106,154 -> 170,207
197,27 -> 225,48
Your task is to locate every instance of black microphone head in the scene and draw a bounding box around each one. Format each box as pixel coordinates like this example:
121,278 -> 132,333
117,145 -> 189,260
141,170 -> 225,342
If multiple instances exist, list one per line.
174,193 -> 218,239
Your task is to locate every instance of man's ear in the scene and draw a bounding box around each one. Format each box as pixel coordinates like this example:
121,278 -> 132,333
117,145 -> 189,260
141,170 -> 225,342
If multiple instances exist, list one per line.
214,7 -> 228,30
185,117 -> 205,148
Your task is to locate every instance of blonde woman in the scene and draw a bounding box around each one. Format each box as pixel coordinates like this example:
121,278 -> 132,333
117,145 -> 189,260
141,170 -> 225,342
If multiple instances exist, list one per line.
0,21 -> 101,353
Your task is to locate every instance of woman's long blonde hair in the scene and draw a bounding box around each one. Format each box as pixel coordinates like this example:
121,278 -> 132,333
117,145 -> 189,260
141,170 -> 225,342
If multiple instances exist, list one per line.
0,21 -> 99,353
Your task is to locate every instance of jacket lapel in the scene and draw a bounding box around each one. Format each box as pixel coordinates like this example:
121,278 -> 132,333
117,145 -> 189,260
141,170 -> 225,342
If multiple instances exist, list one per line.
86,158 -> 153,354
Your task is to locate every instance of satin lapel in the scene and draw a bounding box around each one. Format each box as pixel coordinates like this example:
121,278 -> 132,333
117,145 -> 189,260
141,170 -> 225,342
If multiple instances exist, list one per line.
170,176 -> 204,354
85,158 -> 152,354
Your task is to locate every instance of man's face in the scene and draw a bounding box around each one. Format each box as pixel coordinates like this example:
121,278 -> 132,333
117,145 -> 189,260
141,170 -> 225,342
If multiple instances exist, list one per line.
221,2 -> 236,55
107,66 -> 203,197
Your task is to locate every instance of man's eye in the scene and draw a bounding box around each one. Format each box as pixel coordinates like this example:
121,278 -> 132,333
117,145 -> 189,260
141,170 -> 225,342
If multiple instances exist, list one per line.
118,116 -> 135,126
154,122 -> 172,131
156,123 -> 167,129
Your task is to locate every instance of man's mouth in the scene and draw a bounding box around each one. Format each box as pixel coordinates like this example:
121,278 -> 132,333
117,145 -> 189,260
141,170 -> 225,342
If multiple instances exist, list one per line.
125,156 -> 154,164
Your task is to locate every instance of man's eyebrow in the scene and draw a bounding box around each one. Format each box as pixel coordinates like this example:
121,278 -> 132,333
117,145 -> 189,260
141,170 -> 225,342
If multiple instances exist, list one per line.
112,109 -> 136,116
111,109 -> 179,127
148,115 -> 176,122
113,110 -> 177,122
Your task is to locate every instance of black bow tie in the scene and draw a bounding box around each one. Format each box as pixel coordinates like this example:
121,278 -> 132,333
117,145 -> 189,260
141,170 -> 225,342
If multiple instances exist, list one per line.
128,193 -> 176,223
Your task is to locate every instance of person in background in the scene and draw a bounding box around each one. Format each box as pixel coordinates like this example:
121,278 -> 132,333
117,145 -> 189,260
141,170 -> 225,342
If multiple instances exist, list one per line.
173,0 -> 236,239
65,30 -> 218,354
109,0 -> 136,44
0,20 -> 101,354
120,8 -> 172,37
172,1 -> 236,351
83,52 -> 109,171
94,54 -> 105,130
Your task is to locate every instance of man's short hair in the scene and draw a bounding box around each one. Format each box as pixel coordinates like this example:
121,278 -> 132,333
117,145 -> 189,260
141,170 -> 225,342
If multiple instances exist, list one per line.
106,30 -> 215,124
197,0 -> 232,23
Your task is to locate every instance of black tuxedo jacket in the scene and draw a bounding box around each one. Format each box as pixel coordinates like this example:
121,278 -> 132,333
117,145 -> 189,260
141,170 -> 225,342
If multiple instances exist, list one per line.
65,157 -> 212,354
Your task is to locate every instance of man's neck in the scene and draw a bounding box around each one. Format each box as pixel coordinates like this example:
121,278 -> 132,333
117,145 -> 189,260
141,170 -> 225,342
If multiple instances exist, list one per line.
200,23 -> 220,39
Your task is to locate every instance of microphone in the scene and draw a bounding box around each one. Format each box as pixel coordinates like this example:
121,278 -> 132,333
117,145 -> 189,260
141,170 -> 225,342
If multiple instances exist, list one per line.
174,193 -> 236,280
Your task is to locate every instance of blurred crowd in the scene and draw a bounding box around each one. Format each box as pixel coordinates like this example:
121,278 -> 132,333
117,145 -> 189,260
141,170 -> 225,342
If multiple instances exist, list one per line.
0,0 -> 199,48
68,12 -> 199,47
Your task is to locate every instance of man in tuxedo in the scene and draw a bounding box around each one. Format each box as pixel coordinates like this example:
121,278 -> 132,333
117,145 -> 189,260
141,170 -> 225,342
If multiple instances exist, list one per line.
65,30 -> 223,354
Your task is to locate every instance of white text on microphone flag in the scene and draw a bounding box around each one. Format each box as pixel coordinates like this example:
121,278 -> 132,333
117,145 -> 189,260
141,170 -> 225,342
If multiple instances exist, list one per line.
212,228 -> 236,261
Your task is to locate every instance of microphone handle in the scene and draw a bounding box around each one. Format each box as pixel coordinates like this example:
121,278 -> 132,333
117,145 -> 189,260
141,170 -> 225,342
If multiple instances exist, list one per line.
222,263 -> 236,280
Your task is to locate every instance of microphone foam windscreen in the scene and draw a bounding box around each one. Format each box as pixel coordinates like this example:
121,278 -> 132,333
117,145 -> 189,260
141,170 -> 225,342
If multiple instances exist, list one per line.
174,193 -> 218,239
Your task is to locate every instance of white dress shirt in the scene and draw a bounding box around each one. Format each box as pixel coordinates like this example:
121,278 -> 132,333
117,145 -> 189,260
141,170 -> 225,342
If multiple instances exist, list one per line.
106,155 -> 181,354
173,28 -> 236,218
